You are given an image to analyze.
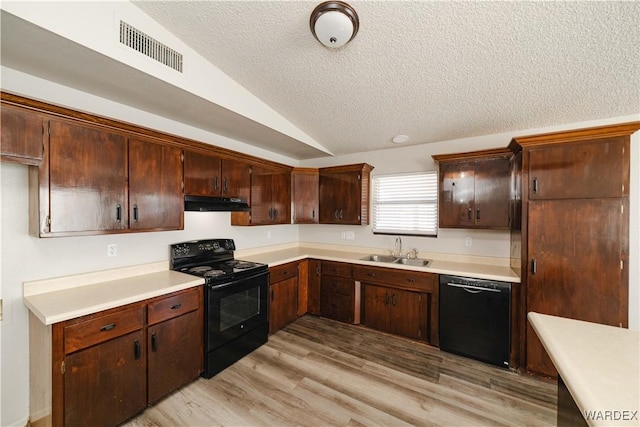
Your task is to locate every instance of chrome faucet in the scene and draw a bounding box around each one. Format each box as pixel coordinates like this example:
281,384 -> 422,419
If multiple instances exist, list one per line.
394,236 -> 402,257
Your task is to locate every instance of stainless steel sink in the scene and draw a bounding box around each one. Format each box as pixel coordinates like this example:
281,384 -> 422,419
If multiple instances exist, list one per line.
360,254 -> 399,263
396,258 -> 431,267
360,254 -> 431,267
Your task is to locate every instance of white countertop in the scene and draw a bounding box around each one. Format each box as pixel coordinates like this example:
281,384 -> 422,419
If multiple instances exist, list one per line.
240,246 -> 520,283
24,262 -> 203,325
528,312 -> 640,427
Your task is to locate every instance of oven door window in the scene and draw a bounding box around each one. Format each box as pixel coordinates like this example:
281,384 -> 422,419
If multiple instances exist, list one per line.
206,272 -> 268,351
219,287 -> 260,331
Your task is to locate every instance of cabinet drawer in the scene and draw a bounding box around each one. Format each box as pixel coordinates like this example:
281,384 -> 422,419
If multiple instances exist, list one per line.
321,261 -> 352,278
321,275 -> 354,296
353,265 -> 436,292
269,262 -> 299,284
320,292 -> 354,323
64,306 -> 144,354
148,288 -> 200,326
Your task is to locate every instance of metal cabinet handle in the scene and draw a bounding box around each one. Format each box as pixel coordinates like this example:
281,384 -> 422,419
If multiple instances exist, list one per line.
214,176 -> 219,190
316,265 -> 321,275
385,293 -> 389,305
151,332 -> 157,352
100,323 -> 116,332
312,209 -> 315,219
531,259 -> 537,275
170,303 -> 182,310
223,178 -> 228,192
339,209 -> 344,219
116,204 -> 122,222
392,294 -> 397,306
532,178 -> 538,194
368,272 -> 376,277
334,209 -> 339,219
406,278 -> 415,283
476,208 -> 480,221
134,339 -> 141,360
467,208 -> 472,220
133,204 -> 139,222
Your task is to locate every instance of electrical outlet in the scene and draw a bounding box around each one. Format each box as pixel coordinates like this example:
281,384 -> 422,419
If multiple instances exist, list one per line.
107,243 -> 118,257
341,231 -> 346,239
465,237 -> 472,247
346,231 -> 355,240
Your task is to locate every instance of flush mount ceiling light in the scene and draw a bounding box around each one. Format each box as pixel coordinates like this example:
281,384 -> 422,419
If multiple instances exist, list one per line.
392,135 -> 410,144
310,1 -> 359,49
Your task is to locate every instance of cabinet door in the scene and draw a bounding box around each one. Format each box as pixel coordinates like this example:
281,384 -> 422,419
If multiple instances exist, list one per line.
292,170 -> 319,224
362,284 -> 391,333
249,165 -> 274,225
474,157 -> 510,228
184,150 -> 222,196
64,330 -> 146,427
148,310 -> 202,404
129,137 -> 183,231
1,104 -> 44,165
439,161 -> 475,227
221,158 -> 251,199
526,199 -> 624,376
528,137 -> 626,200
48,120 -> 127,233
269,277 -> 298,334
390,288 -> 424,340
319,171 -> 360,224
307,259 -> 322,315
271,170 -> 292,224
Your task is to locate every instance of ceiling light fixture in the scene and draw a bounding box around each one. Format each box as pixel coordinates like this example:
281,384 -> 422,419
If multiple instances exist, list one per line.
310,1 -> 359,49
392,135 -> 410,144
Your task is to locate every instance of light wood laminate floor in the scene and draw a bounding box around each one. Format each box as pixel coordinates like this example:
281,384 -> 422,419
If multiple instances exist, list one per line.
124,315 -> 556,426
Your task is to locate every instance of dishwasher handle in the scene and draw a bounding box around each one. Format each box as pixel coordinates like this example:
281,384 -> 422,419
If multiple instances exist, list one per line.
446,282 -> 502,293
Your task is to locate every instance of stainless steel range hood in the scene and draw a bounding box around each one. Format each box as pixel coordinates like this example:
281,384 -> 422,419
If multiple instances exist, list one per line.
184,195 -> 250,212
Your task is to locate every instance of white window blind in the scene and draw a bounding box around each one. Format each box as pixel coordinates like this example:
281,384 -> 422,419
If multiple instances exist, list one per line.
372,171 -> 438,236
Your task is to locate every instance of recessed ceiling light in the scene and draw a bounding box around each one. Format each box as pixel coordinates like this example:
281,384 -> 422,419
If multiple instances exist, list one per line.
392,135 -> 409,144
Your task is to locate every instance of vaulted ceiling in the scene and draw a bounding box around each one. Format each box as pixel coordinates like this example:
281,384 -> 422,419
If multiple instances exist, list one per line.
2,1 -> 639,160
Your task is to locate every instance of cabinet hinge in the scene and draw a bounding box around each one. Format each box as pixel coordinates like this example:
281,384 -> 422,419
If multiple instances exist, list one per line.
622,184 -> 625,194
621,260 -> 624,270
47,122 -> 51,136
181,152 -> 184,162
181,181 -> 184,190
61,361 -> 65,374
357,174 -> 361,180
621,204 -> 624,214
46,215 -> 51,226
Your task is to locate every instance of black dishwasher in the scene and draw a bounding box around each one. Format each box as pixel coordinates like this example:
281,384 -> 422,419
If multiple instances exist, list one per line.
439,275 -> 511,368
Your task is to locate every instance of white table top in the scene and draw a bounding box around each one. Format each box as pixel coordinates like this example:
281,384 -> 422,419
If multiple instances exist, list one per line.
528,312 -> 640,427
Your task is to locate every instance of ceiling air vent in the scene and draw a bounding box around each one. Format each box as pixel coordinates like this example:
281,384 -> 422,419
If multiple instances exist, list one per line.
119,21 -> 183,73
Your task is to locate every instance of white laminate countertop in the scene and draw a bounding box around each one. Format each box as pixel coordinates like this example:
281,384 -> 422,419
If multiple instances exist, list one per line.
239,246 -> 521,283
24,262 -> 203,325
528,312 -> 640,427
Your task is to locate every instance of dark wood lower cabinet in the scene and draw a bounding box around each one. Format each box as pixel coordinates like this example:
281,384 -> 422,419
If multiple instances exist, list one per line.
269,276 -> 298,334
147,310 -> 202,404
43,287 -> 203,427
362,284 -> 426,341
64,330 -> 147,427
320,275 -> 355,323
307,259 -> 322,315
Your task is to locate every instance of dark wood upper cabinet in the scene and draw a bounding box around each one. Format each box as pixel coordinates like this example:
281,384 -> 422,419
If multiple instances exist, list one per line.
528,137 -> 626,200
46,120 -> 128,234
36,120 -> 183,236
1,104 -> 45,165
183,150 -> 251,200
292,167 -> 319,224
433,149 -> 511,229
319,163 -> 374,225
509,121 -> 639,377
233,164 -> 291,226
129,137 -> 183,231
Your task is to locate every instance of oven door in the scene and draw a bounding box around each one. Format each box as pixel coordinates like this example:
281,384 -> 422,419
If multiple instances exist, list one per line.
205,270 -> 268,351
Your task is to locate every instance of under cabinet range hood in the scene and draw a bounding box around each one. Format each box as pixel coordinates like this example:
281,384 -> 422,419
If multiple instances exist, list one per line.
184,195 -> 250,212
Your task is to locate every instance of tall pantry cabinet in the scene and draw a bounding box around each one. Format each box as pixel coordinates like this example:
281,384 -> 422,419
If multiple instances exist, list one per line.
509,122 -> 640,377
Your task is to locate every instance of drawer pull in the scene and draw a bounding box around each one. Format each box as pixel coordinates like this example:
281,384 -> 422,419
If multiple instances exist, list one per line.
151,332 -> 157,352
407,278 -> 415,283
392,294 -> 397,306
368,273 -> 376,277
385,293 -> 389,305
100,323 -> 116,332
134,339 -> 141,360
170,303 -> 182,310
283,271 -> 288,275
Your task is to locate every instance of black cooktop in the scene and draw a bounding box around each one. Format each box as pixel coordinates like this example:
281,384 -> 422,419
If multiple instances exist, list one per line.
170,239 -> 267,285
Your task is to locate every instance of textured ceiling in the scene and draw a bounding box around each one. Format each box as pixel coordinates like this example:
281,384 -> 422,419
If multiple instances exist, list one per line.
133,0 -> 640,156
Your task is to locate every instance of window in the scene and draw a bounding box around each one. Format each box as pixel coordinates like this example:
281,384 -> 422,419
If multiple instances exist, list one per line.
372,171 -> 438,236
